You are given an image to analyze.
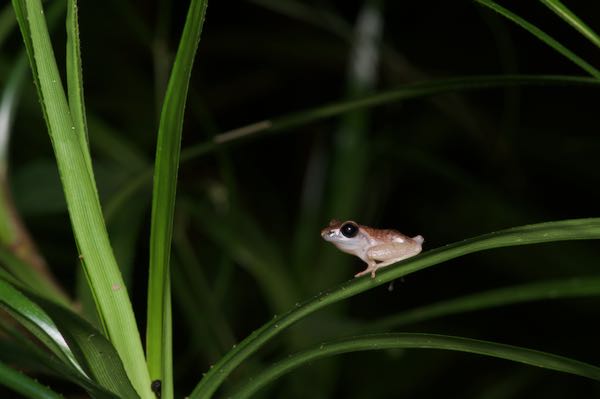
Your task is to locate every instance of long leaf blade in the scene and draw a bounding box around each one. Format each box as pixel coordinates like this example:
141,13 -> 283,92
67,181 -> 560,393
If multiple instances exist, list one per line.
0,360 -> 64,399
0,278 -> 84,375
231,333 -> 600,398
11,1 -> 151,396
190,217 -> 600,397
539,0 -> 600,50
188,74 -> 600,153
65,0 -> 91,161
368,277 -> 600,330
146,1 -> 208,398
474,0 -> 600,79
107,74 -> 600,222
38,299 -> 141,399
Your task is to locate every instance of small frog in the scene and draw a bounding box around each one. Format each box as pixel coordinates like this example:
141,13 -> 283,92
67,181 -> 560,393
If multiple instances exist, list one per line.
321,219 -> 424,278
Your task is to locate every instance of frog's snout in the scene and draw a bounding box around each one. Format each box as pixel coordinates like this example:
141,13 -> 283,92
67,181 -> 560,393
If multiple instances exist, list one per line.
321,228 -> 334,239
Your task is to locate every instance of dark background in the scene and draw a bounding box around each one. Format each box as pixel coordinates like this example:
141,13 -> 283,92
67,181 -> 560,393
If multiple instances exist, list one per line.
3,0 -> 600,397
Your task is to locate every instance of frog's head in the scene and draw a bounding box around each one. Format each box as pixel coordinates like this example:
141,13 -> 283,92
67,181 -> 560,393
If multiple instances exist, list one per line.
321,219 -> 368,253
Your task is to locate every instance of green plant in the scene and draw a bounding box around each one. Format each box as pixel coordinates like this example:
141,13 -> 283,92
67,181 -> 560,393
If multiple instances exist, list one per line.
1,0 -> 599,398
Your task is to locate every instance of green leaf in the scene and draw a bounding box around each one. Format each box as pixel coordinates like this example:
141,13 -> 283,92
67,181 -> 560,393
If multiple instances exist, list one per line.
0,4 -> 17,49
474,0 -> 600,79
539,0 -> 600,50
65,0 -> 90,158
316,0 -> 382,288
146,1 -> 208,398
230,333 -> 600,398
11,1 -> 151,396
189,217 -> 600,398
184,199 -> 298,313
12,159 -> 67,215
110,74 -> 600,224
186,74 -> 600,154
0,53 -> 69,306
38,299 -> 141,399
87,116 -> 148,172
172,221 -> 236,357
0,274 -> 140,398
0,55 -> 27,166
0,246 -> 68,306
0,294 -> 118,399
0,278 -> 85,376
0,360 -> 64,399
368,277 -> 600,330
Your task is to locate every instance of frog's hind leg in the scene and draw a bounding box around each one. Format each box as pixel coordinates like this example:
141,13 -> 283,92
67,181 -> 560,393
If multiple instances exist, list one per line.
364,243 -> 422,278
354,261 -> 377,278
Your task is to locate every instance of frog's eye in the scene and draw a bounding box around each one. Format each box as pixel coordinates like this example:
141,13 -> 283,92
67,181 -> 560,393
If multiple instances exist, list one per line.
341,222 -> 358,238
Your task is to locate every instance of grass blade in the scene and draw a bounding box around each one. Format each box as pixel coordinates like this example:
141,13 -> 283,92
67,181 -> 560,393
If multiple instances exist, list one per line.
231,333 -> 600,398
0,360 -> 63,399
0,4 -> 16,49
0,54 -> 69,305
173,221 -> 236,356
146,0 -> 208,397
0,56 -> 26,167
474,0 -> 600,79
539,0 -> 600,50
190,217 -> 600,398
0,278 -> 85,377
0,299 -> 118,399
11,1 -> 151,396
192,74 -> 600,151
0,246 -> 68,306
367,277 -> 600,330
107,74 -> 600,222
1,274 -> 139,398
38,299 -> 141,399
185,199 -> 298,313
66,0 -> 91,169
315,0 -> 383,288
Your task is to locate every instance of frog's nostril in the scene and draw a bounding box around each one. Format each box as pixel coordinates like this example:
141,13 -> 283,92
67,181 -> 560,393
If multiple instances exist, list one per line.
321,229 -> 333,238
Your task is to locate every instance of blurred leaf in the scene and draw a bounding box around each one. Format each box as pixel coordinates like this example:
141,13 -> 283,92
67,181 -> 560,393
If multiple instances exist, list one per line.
250,0 -> 497,141
194,75 -> 600,150
185,199 -> 299,313
0,5 -> 16,49
171,259 -> 223,363
11,159 -> 66,215
248,0 -> 350,39
475,0 -> 600,79
315,0 -> 383,291
173,220 -> 236,357
88,116 -> 148,172
0,55 -> 26,166
145,0 -> 208,397
11,0 -> 151,396
289,3 -> 384,395
0,56 -> 27,248
230,333 -> 600,398
190,217 -> 600,398
0,48 -> 67,306
367,277 -> 600,330
0,246 -> 68,306
0,359 -> 63,399
109,74 -> 600,229
539,0 -> 600,50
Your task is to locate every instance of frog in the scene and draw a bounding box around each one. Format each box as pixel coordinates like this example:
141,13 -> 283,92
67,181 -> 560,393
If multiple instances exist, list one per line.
321,219 -> 424,278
